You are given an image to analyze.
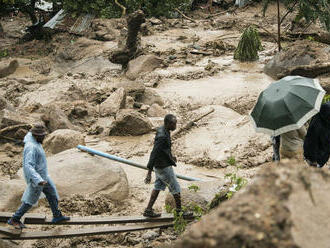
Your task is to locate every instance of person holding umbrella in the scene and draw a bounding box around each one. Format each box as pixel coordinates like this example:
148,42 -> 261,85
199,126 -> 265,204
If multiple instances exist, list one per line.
250,76 -> 325,161
304,102 -> 330,168
280,125 -> 306,160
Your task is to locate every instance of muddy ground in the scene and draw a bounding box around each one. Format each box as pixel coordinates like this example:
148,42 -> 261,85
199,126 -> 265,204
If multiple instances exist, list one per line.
0,2 -> 329,248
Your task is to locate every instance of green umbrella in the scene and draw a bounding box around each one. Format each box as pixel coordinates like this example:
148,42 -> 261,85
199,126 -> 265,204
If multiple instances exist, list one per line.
250,76 -> 325,136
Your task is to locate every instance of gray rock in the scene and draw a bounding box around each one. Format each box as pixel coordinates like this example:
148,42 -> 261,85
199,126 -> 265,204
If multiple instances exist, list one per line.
126,55 -> 163,80
100,87 -> 126,117
142,230 -> 159,240
138,88 -> 164,106
109,109 -> 153,136
147,103 -> 167,117
43,129 -> 85,154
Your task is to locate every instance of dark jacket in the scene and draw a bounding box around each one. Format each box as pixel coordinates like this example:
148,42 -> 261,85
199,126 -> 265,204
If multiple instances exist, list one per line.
304,103 -> 330,167
147,126 -> 176,170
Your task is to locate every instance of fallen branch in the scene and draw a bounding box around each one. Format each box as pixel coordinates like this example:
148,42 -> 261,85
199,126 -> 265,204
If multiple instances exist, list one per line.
172,108 -> 215,139
175,8 -> 196,23
0,124 -> 31,136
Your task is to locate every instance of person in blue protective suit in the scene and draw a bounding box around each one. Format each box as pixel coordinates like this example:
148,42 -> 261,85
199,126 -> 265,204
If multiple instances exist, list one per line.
7,123 -> 70,229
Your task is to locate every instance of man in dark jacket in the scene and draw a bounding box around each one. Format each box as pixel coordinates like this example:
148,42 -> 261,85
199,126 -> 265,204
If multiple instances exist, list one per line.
304,102 -> 330,167
144,114 -> 190,217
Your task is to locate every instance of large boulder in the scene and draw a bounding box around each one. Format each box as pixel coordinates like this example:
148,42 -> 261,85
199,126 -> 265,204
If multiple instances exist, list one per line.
43,129 -> 85,154
109,109 -> 153,136
174,162 -> 330,248
41,104 -> 77,132
13,149 -> 129,202
264,40 -> 330,79
138,88 -> 164,106
126,55 -> 163,80
0,178 -> 26,211
100,87 -> 126,117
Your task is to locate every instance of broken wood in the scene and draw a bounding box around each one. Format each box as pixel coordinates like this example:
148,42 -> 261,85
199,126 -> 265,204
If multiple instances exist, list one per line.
175,8 -> 196,23
172,108 -> 215,139
190,50 -> 213,55
286,32 -> 330,45
277,63 -> 330,79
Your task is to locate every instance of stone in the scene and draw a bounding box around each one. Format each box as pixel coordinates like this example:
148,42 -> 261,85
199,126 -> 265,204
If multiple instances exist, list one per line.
109,109 -> 153,136
88,117 -> 114,135
142,230 -> 159,240
100,87 -> 126,117
126,55 -> 163,80
0,178 -> 26,211
147,103 -> 167,117
0,60 -> 19,78
138,88 -> 164,106
43,129 -> 85,154
165,188 -> 209,211
264,40 -> 330,79
13,148 -> 129,202
174,162 -> 330,248
41,104 -> 77,132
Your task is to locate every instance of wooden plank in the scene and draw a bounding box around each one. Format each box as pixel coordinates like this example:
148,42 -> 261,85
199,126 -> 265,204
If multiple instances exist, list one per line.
0,212 -> 46,223
2,222 -> 173,240
0,227 -> 21,236
0,213 -> 193,225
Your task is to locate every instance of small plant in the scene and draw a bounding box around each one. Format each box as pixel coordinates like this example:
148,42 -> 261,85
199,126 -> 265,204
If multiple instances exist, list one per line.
225,173 -> 248,199
173,207 -> 188,234
234,25 -> 262,61
323,94 -> 330,104
226,156 -> 236,166
188,184 -> 200,193
0,49 -> 8,58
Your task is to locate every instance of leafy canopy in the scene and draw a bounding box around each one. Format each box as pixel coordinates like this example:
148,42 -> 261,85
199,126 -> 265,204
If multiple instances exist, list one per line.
262,0 -> 330,31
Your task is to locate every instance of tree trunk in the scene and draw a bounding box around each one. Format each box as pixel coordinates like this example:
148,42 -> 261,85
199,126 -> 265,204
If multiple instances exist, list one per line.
277,0 -> 281,51
0,22 -> 3,34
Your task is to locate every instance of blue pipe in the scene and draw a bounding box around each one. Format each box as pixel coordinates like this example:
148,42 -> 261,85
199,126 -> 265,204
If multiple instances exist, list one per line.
77,145 -> 202,182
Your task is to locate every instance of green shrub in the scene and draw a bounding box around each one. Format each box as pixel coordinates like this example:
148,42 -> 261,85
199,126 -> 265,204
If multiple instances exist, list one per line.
234,25 -> 262,62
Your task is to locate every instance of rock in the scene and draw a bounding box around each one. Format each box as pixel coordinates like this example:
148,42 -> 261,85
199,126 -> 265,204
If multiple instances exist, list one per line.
114,80 -> 145,100
174,162 -> 330,248
140,104 -> 150,112
43,129 -> 85,154
125,96 -> 135,109
147,103 -> 167,117
138,88 -> 164,106
109,109 -> 153,136
126,55 -> 163,80
15,149 -> 129,202
0,109 -> 35,129
100,87 -> 126,117
0,178 -> 26,211
0,60 -> 19,78
88,117 -> 114,135
91,19 -> 120,41
41,104 -> 77,132
165,188 -> 209,211
0,96 -> 8,110
264,40 -> 330,79
142,230 -> 159,240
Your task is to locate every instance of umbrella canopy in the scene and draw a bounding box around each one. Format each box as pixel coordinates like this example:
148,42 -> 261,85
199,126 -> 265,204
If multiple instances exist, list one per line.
250,76 -> 325,136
